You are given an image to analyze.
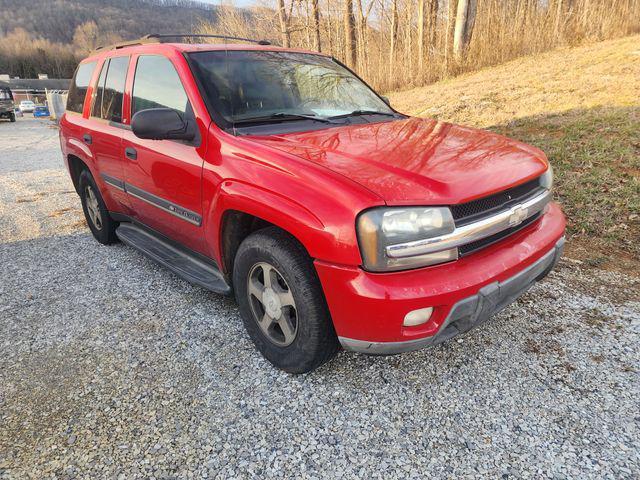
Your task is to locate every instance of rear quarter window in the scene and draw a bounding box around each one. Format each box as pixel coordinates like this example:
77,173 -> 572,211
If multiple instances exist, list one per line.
91,56 -> 129,123
67,61 -> 97,113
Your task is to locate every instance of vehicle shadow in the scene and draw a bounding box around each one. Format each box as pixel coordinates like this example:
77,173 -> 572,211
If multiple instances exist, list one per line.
485,104 -> 640,259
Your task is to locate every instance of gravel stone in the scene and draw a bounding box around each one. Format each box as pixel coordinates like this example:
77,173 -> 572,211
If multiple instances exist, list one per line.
0,118 -> 639,479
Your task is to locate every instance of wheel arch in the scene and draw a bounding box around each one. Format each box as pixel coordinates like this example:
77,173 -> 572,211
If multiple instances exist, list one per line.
209,181 -> 342,280
67,154 -> 90,193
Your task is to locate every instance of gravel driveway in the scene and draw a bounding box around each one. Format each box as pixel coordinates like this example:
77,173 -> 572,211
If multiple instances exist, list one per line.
1,118 -> 639,479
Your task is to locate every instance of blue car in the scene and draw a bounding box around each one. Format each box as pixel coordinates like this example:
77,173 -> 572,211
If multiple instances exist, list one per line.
33,105 -> 50,118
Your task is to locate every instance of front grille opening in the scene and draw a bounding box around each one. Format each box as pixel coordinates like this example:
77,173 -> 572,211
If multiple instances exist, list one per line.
459,212 -> 542,257
452,177 -> 543,226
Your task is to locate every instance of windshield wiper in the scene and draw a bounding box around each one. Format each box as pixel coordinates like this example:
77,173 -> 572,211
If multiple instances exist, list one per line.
328,110 -> 397,119
232,112 -> 335,125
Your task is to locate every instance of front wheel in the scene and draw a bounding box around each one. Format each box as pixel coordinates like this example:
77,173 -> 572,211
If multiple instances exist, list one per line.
233,227 -> 339,373
9,112 -> 16,122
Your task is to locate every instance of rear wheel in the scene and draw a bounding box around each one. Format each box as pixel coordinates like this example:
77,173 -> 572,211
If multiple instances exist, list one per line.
9,112 -> 16,122
233,227 -> 339,373
78,169 -> 118,245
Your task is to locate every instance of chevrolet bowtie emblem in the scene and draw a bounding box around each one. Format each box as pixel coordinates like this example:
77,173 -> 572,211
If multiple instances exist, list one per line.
508,206 -> 528,226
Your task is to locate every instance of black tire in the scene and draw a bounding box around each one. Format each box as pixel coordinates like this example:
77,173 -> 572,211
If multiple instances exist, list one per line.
233,227 -> 340,373
78,169 -> 118,245
9,112 -> 16,122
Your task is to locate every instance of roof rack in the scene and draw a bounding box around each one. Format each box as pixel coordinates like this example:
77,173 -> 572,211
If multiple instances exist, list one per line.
94,33 -> 272,53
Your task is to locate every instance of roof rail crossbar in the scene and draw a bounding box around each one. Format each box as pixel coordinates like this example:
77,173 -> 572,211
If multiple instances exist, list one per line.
93,33 -> 271,53
93,36 -> 156,52
146,34 -> 272,45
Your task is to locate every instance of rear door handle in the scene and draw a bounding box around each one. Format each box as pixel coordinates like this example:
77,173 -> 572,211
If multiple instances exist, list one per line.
83,133 -> 92,144
125,147 -> 137,161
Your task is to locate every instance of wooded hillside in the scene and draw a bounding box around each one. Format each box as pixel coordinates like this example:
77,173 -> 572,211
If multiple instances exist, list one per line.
205,0 -> 640,92
1,0 -> 638,92
0,0 -> 217,44
0,0 -> 217,78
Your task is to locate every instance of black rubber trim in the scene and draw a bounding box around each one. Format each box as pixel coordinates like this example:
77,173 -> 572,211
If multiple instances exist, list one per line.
125,183 -> 202,226
100,174 -> 202,226
101,173 -> 125,191
109,121 -> 132,130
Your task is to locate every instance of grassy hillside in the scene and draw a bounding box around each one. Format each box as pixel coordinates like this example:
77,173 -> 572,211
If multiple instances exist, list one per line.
389,36 -> 640,265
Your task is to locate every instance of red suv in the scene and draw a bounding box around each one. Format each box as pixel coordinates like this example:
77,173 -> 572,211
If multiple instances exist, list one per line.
60,34 -> 566,373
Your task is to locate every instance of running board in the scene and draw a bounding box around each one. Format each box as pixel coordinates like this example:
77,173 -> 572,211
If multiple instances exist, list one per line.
116,223 -> 232,295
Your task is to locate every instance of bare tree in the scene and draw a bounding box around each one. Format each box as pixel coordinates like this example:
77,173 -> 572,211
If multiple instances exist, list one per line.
417,0 -> 426,72
403,1 -> 413,76
355,0 -> 374,74
453,0 -> 478,61
311,0 -> 322,51
344,0 -> 357,67
278,0 -> 291,47
445,0 -> 457,71
389,0 -> 398,65
427,0 -> 438,54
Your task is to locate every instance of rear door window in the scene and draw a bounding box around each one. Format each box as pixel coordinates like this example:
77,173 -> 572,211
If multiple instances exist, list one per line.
67,61 -> 97,113
91,56 -> 129,123
132,55 -> 189,115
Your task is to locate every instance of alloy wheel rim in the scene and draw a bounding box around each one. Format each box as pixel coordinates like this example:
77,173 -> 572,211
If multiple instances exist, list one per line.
85,185 -> 103,230
247,262 -> 298,347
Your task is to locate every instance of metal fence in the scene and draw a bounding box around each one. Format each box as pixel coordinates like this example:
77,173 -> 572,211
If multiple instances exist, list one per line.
45,89 -> 68,122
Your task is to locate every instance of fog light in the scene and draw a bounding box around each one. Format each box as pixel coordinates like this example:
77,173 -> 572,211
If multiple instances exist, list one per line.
403,307 -> 433,327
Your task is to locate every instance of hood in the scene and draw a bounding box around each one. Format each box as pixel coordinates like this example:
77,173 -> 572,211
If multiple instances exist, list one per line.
245,117 -> 549,205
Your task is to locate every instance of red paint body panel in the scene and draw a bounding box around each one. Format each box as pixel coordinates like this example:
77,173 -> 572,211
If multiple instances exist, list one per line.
59,41 -> 567,348
315,203 -> 566,343
202,126 -> 383,265
246,117 -> 549,205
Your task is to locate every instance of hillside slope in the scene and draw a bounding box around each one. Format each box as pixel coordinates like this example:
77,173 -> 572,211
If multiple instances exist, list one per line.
389,36 -> 640,264
0,0 -> 217,44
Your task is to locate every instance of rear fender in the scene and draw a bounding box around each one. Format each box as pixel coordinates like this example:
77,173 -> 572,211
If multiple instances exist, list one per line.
62,136 -> 122,211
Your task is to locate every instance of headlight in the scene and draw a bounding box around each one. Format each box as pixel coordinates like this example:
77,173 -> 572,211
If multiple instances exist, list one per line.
357,207 -> 457,272
540,164 -> 554,190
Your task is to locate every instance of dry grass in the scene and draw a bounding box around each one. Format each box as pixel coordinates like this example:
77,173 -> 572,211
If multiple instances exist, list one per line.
389,36 -> 640,263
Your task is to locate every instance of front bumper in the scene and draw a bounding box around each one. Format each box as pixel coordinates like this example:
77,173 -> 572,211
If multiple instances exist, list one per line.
340,237 -> 564,354
315,202 -> 566,354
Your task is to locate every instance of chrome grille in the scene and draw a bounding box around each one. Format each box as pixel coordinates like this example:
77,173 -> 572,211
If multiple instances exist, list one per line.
449,176 -> 546,256
452,177 -> 543,226
458,212 -> 542,256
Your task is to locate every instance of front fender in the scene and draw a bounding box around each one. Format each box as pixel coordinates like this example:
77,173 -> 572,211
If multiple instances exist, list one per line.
205,180 -> 362,271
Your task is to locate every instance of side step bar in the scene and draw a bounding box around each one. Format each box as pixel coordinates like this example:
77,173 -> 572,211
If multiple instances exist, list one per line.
116,223 -> 232,295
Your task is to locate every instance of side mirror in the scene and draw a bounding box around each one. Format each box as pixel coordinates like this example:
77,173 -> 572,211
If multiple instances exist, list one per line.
380,95 -> 391,106
131,108 -> 195,141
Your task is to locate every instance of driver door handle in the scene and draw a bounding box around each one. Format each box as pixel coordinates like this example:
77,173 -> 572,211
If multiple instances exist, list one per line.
125,147 -> 137,161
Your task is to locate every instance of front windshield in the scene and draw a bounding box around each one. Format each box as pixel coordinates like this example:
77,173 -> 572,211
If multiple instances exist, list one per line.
187,50 -> 394,125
